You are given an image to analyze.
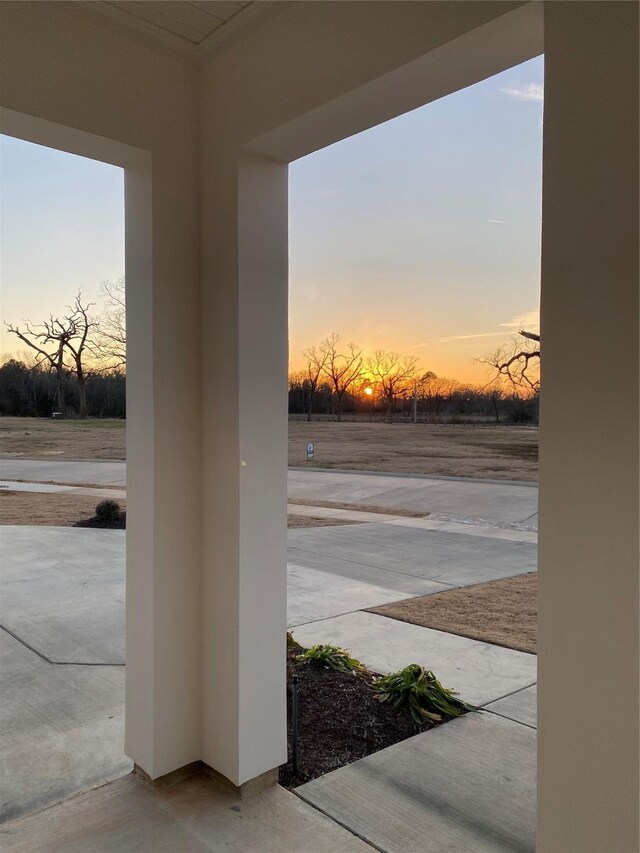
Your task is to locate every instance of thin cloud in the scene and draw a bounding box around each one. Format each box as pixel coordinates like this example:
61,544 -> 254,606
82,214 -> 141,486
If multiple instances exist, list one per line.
487,219 -> 507,224
500,309 -> 540,332
438,309 -> 540,344
437,332 -> 507,344
500,83 -> 544,103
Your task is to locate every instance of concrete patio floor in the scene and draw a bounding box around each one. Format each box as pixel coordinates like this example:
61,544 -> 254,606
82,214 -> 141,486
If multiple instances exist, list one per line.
0,630 -> 130,824
0,771 -> 372,853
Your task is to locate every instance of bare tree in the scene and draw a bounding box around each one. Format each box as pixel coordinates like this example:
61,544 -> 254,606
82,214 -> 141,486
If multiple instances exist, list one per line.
5,292 -> 97,417
93,277 -> 126,369
410,370 -> 437,423
6,320 -> 71,413
366,349 -> 419,422
301,344 -> 329,422
320,333 -> 363,422
481,329 -> 540,394
64,293 -> 97,418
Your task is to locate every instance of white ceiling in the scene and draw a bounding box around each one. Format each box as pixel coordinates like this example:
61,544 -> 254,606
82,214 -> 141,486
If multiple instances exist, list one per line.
86,1 -> 260,53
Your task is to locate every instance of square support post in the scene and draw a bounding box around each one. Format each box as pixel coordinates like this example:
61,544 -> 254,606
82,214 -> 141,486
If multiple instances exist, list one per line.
538,3 -> 639,850
200,150 -> 289,786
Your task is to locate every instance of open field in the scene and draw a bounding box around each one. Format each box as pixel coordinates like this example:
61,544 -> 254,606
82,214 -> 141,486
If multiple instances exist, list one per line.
290,421 -> 538,480
1,417 -> 538,480
0,417 -> 126,460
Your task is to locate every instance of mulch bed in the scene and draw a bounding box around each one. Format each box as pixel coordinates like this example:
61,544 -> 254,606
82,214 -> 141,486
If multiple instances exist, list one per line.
76,512 -> 126,530
279,638 -> 443,788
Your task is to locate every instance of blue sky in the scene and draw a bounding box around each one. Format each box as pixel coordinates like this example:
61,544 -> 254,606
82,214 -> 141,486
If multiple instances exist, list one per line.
1,54 -> 543,382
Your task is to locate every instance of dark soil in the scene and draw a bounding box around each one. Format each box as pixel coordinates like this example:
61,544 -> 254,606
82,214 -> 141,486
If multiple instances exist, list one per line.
279,639 -> 442,788
76,512 -> 126,529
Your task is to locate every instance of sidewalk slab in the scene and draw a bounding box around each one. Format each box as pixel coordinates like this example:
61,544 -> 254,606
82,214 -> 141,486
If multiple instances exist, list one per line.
485,685 -> 537,728
1,771 -> 372,853
292,611 -> 537,707
387,515 -> 538,542
0,480 -> 126,500
287,563 -> 421,627
297,712 -> 535,853
288,469 -> 537,526
0,459 -> 126,487
288,522 -> 536,587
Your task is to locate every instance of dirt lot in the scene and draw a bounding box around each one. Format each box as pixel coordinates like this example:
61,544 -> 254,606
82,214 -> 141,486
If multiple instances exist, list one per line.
288,499 -> 428,518
369,573 -> 537,654
289,421 -> 538,481
0,489 -> 354,530
1,417 -> 538,481
0,490 -> 125,527
286,514 -> 359,529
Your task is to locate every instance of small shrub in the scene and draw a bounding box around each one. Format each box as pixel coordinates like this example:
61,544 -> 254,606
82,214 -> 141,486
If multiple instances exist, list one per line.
371,664 -> 474,724
296,644 -> 366,674
95,499 -> 122,523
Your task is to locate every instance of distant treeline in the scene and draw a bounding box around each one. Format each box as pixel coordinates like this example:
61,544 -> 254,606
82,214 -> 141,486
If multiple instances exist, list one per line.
0,359 -> 126,419
0,357 -> 538,424
289,332 -> 539,425
288,373 -> 538,424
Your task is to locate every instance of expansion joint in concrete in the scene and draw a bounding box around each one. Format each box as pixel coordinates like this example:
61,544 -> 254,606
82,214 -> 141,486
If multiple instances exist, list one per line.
0,624 -> 124,667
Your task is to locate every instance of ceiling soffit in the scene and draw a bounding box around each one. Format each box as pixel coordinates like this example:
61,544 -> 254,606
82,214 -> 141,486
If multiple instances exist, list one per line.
81,1 -> 276,57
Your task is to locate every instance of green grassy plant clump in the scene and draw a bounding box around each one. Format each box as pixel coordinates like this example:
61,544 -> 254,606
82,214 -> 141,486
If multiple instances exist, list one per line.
95,499 -> 122,523
371,664 -> 475,723
296,644 -> 366,674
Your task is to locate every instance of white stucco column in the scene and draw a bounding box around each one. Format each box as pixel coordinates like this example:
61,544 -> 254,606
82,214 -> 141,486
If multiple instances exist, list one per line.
538,2 -> 639,851
124,151 -> 203,781
200,150 -> 289,786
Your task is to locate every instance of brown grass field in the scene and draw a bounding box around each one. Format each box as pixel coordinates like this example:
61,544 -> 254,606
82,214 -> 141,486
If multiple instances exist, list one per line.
0,417 -> 126,460
289,421 -> 537,481
1,417 -> 538,481
369,573 -> 537,654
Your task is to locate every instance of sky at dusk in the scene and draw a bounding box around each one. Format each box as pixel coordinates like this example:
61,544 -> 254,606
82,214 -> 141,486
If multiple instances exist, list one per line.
1,55 -> 543,383
0,138 -> 125,355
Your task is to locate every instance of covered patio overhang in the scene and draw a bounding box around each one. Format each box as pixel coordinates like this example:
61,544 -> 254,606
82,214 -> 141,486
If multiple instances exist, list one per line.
0,2 -> 637,850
